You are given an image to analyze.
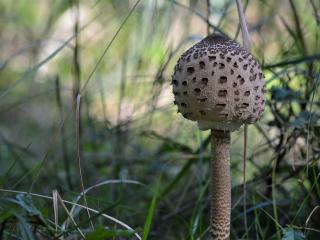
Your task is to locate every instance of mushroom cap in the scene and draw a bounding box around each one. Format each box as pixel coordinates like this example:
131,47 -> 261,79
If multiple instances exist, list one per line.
172,35 -> 266,131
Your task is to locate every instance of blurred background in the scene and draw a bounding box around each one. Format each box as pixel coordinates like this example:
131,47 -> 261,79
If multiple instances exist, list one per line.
0,0 -> 319,239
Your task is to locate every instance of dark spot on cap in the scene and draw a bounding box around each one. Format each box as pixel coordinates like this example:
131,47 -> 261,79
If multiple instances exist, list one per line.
216,103 -> 226,109
241,103 -> 249,108
209,56 -> 216,61
219,76 -> 227,83
187,67 -> 195,74
198,97 -> 208,102
202,78 -> 209,84
233,62 -> 239,68
218,90 -> 228,97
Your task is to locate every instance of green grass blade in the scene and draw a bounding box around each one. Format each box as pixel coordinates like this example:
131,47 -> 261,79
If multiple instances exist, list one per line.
142,190 -> 158,240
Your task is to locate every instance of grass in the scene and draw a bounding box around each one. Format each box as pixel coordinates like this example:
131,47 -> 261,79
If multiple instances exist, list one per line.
0,0 -> 320,239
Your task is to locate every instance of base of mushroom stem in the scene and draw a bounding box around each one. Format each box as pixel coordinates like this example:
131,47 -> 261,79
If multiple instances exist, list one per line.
198,120 -> 241,132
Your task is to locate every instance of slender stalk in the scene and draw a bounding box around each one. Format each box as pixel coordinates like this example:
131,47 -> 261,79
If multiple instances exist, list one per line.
235,0 -> 251,235
243,124 -> 248,236
55,76 -> 73,190
210,130 -> 231,240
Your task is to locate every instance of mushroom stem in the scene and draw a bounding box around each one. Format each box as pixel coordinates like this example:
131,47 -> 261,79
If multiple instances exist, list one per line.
210,130 -> 231,240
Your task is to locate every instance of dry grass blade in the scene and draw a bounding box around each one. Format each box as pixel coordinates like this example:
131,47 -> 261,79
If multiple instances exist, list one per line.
305,205 -> 320,235
233,4 -> 269,236
235,0 -> 252,236
243,124 -> 248,235
56,191 -> 85,238
75,94 -> 94,230
52,190 -> 59,232
235,0 -> 251,51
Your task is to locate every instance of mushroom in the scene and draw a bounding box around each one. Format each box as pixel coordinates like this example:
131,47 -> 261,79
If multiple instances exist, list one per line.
172,35 -> 265,239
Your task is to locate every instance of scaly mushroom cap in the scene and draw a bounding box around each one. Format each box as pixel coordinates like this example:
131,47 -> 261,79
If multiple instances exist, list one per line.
172,35 -> 266,131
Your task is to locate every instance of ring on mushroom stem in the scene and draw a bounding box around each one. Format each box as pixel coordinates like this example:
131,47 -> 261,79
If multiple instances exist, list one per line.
172,34 -> 266,240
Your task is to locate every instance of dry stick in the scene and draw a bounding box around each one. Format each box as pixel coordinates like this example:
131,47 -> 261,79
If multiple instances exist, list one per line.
243,124 -> 248,236
52,190 -> 59,233
234,0 -> 250,41
210,130 -> 231,240
76,95 -> 94,230
55,76 -> 73,189
56,191 -> 86,238
72,0 -> 81,101
235,0 -> 251,51
235,0 -> 251,237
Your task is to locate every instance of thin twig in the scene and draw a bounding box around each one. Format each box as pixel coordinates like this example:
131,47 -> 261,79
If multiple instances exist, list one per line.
76,94 -> 94,230
235,0 -> 251,51
55,76 -> 73,189
243,124 -> 248,234
52,190 -> 59,233
56,191 -> 86,238
235,0 -> 251,236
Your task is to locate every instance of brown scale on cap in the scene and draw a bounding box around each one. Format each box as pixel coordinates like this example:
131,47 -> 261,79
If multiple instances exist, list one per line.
172,34 -> 265,131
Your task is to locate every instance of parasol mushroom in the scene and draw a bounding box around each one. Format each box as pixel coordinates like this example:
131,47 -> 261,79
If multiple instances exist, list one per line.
172,34 -> 266,239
